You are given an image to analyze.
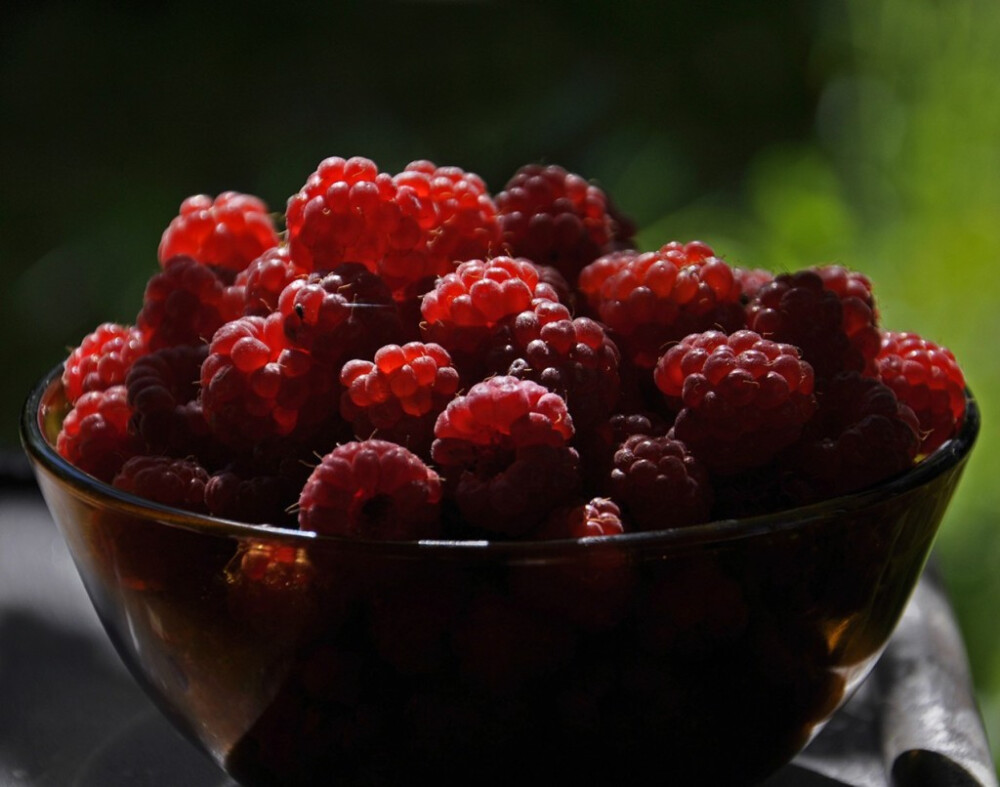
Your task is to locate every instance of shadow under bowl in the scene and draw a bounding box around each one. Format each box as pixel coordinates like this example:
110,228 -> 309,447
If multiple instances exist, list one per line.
20,364 -> 980,786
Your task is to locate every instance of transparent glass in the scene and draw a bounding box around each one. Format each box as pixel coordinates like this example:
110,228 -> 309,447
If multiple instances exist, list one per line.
20,364 -> 980,786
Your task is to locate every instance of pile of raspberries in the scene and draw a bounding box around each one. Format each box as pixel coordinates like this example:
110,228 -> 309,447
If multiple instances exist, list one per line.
55,156 -> 968,542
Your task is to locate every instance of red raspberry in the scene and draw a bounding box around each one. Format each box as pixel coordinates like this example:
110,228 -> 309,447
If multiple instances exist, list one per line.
56,385 -> 141,482
158,191 -> 280,278
200,313 -> 333,445
394,160 -> 502,276
654,330 -> 817,474
733,266 -> 774,302
63,322 -> 146,404
205,465 -> 300,526
234,245 -> 307,317
340,342 -> 460,459
126,344 -> 221,463
536,497 -> 626,540
431,377 -> 579,536
876,331 -> 966,454
420,256 -> 559,380
487,299 -> 621,432
112,455 -> 211,513
297,439 -> 443,540
137,255 -> 244,351
610,434 -> 713,530
278,263 -> 403,367
226,541 -> 317,638
285,156 -> 436,294
496,163 -> 633,281
747,266 -> 880,379
781,372 -> 920,504
579,241 -> 746,369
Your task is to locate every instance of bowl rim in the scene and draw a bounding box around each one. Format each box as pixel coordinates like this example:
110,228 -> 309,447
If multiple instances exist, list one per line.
20,362 -> 980,556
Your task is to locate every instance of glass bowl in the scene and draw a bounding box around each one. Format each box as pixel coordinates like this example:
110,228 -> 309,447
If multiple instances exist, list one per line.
20,364 -> 979,786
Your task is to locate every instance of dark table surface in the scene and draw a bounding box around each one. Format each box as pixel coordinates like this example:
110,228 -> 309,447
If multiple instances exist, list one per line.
1,470 -> 996,787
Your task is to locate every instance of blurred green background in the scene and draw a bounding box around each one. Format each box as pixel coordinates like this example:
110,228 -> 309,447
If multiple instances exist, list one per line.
3,0 -> 998,765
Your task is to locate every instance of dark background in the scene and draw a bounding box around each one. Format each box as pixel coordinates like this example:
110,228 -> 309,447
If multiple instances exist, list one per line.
4,0 -> 998,766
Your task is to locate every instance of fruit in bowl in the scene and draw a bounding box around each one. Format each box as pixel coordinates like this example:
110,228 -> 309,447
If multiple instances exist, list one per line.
21,156 -> 978,785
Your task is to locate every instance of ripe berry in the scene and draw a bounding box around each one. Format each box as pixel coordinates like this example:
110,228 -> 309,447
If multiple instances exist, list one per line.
297,439 -> 443,540
278,263 -> 403,367
340,342 -> 460,458
654,330 -> 817,474
394,160 -> 502,276
112,455 -> 211,513
56,385 -> 140,483
63,322 -> 146,404
579,241 -> 746,369
234,245 -> 307,317
610,434 -> 713,530
747,266 -> 880,380
876,331 -> 966,454
137,255 -> 243,351
432,377 -> 579,536
496,163 -> 633,282
284,155 -> 435,295
781,372 -> 920,503
158,191 -> 280,278
536,497 -> 626,540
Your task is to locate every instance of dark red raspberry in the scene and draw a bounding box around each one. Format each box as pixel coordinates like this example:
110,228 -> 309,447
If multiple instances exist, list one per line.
420,256 -> 560,380
733,266 -> 774,302
297,439 -> 443,540
112,455 -> 211,513
63,322 -> 146,404
394,160 -> 502,276
340,342 -> 460,459
578,241 -> 746,369
205,465 -> 300,526
137,255 -> 244,351
126,344 -> 221,463
235,245 -> 307,317
876,331 -> 966,455
158,191 -> 280,277
781,372 -> 920,504
487,299 -> 621,433
278,263 -> 403,367
496,163 -> 632,282
747,266 -> 880,380
56,385 -> 141,482
654,330 -> 817,474
431,377 -> 579,536
610,434 -> 713,530
200,313 -> 334,445
284,156 -> 436,294
226,541 -> 317,638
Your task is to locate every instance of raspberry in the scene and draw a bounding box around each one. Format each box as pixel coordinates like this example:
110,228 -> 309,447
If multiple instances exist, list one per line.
487,299 -> 621,432
158,191 -> 280,278
339,342 -> 460,459
781,372 -> 920,504
200,313 -> 335,445
126,344 -> 221,463
654,330 -> 817,474
112,455 -> 211,513
579,241 -> 746,369
420,256 -> 560,380
876,331 -> 966,455
278,263 -> 403,367
734,266 -> 774,302
747,266 -> 880,380
235,245 -> 307,317
536,497 -> 626,540
285,156 -> 436,294
496,163 -> 630,281
610,434 -> 713,530
226,541 -> 317,638
297,439 -> 443,540
56,385 -> 140,482
205,465 -> 299,526
431,377 -> 579,536
63,322 -> 146,404
394,160 -> 502,276
137,255 -> 244,351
